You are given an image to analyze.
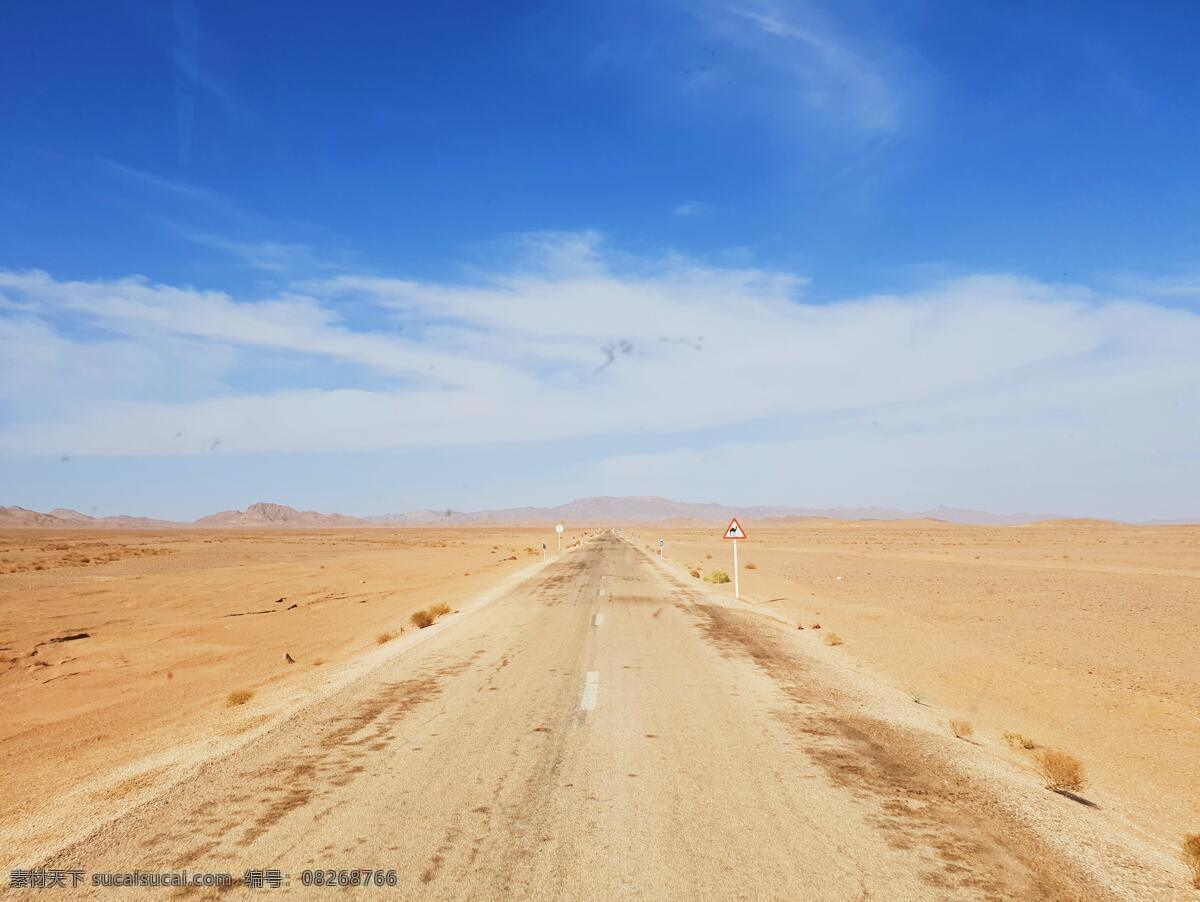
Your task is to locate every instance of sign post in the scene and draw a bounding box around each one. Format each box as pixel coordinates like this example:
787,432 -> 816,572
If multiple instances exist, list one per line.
542,542 -> 547,562
555,522 -> 564,553
722,518 -> 747,599
658,537 -> 664,559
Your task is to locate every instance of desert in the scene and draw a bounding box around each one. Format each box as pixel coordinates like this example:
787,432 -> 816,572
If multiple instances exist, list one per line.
2,512 -> 1198,897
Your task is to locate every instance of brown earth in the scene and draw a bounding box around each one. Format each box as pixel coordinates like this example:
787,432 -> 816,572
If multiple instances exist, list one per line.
654,521 -> 1200,848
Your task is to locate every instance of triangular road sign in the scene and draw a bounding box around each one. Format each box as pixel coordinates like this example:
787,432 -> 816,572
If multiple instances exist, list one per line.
723,517 -> 747,540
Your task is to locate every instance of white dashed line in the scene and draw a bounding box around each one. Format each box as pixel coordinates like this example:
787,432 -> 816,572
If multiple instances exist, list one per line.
580,671 -> 600,711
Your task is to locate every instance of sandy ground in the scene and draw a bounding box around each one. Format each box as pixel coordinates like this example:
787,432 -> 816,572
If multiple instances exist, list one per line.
0,527 -> 581,837
1,524 -> 1195,898
650,521 -> 1200,850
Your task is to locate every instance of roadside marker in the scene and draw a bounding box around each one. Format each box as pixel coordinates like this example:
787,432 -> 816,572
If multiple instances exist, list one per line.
658,537 -> 664,559
556,522 -> 564,553
722,517 -> 748,599
542,542 -> 547,562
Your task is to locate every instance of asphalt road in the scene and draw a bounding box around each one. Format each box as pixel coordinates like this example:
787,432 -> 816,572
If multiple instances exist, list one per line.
32,533 -> 1114,900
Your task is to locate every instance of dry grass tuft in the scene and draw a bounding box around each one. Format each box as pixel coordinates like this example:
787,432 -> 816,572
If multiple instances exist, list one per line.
226,689 -> 253,707
689,568 -> 701,579
411,603 -> 452,629
1003,731 -> 1037,750
744,561 -> 757,570
705,553 -> 713,560
1035,748 -> 1087,792
810,622 -> 821,630
1182,834 -> 1200,888
703,570 -> 731,584
376,630 -> 398,644
949,718 -> 974,739
823,633 -> 844,647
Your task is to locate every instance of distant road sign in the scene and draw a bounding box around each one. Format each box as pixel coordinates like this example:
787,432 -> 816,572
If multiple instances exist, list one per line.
658,538 -> 664,547
723,518 -> 747,540
555,523 -> 564,535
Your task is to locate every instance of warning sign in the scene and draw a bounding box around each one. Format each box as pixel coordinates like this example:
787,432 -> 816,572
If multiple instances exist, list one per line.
723,518 -> 747,540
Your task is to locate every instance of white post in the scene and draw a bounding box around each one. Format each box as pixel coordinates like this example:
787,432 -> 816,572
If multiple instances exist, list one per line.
557,534 -> 561,553
733,539 -> 739,599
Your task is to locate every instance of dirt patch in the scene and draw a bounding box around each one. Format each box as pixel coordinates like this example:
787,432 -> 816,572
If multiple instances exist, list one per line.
690,603 -> 1113,901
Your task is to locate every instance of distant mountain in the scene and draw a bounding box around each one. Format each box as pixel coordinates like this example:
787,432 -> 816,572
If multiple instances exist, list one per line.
4,496 -> 1151,530
366,496 -> 1056,526
0,505 -> 177,528
192,502 -> 368,528
0,505 -> 76,528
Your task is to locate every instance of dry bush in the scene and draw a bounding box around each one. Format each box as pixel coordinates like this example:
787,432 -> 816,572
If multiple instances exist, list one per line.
376,630 -> 398,644
689,568 -> 701,578
810,622 -> 821,630
1003,731 -> 1037,750
1036,749 -> 1087,792
410,603 -> 451,629
1182,834 -> 1200,888
703,570 -> 731,584
949,719 -> 974,739
744,561 -> 757,570
705,553 -> 713,560
226,689 -> 253,707
824,633 -> 844,647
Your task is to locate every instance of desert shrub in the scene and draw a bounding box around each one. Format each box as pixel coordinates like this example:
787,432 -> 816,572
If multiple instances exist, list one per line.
705,553 -> 713,560
810,622 -> 821,630
949,719 -> 974,739
1182,834 -> 1200,888
376,631 -> 398,644
411,603 -> 451,629
689,568 -> 701,579
1036,749 -> 1087,792
1003,731 -> 1036,750
226,689 -> 253,707
824,633 -> 845,647
745,561 -> 757,570
703,570 -> 731,584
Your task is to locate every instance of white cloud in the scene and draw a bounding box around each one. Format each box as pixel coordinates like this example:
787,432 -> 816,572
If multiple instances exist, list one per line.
0,233 -> 1197,514
673,201 -> 711,217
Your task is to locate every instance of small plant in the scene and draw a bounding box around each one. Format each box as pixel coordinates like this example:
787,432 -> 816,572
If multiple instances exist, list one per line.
376,630 -> 398,644
744,562 -> 757,570
810,622 -> 821,630
689,568 -> 701,579
1003,731 -> 1036,750
226,689 -> 253,707
823,633 -> 844,646
1035,749 -> 1087,792
703,570 -> 731,584
410,603 -> 451,629
1182,834 -> 1200,889
705,553 -> 712,560
909,689 -> 925,705
949,719 -> 974,739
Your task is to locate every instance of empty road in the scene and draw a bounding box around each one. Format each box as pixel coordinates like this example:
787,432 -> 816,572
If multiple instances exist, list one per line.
28,533 -> 1122,899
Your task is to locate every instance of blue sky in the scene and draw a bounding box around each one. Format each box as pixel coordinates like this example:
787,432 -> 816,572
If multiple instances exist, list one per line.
1,1 -> 1198,520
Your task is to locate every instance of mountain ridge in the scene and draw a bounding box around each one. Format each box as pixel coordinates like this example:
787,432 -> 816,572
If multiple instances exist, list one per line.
0,496 -> 1118,528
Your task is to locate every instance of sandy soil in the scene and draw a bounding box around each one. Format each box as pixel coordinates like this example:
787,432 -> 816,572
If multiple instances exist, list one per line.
651,521 -> 1200,848
0,527 -> 578,835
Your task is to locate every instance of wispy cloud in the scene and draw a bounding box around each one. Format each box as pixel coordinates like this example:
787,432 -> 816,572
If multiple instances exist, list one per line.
678,0 -> 914,141
673,200 -> 711,217
1,233 -> 1197,515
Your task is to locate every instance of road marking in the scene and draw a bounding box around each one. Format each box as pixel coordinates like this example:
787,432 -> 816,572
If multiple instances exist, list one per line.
580,671 -> 600,711
592,613 -> 604,627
